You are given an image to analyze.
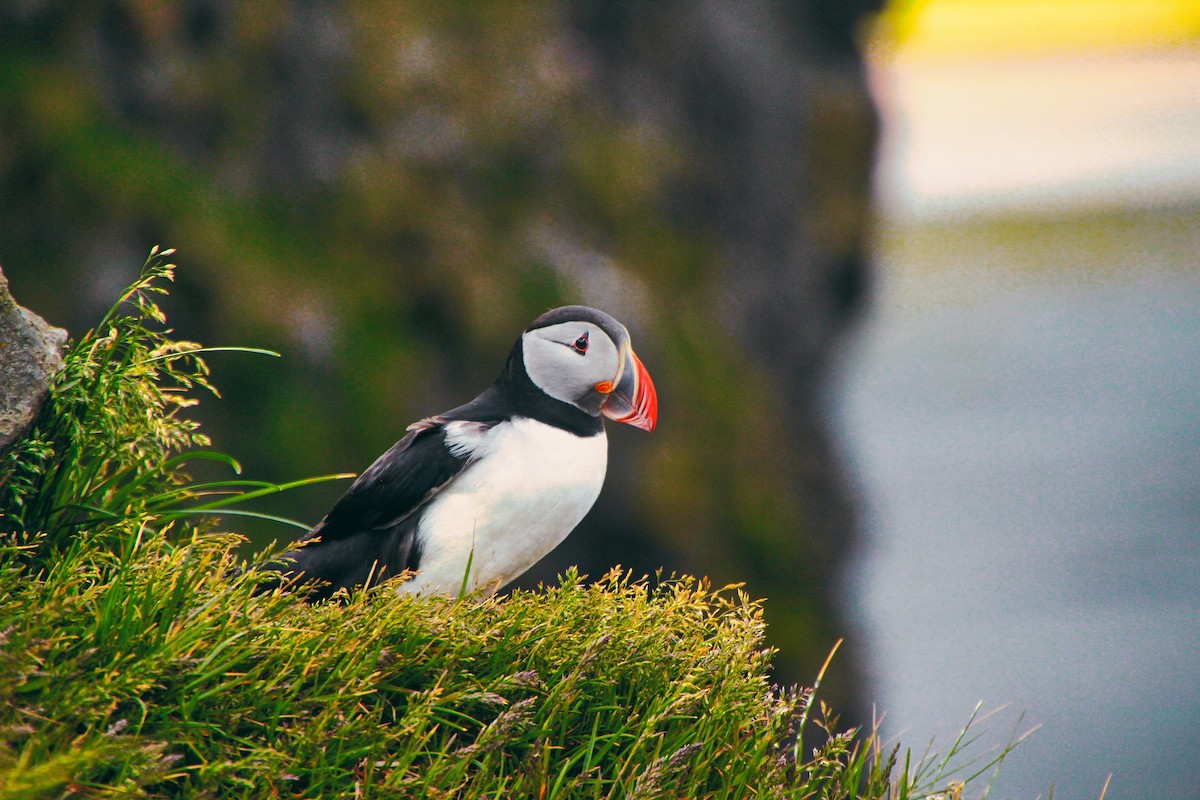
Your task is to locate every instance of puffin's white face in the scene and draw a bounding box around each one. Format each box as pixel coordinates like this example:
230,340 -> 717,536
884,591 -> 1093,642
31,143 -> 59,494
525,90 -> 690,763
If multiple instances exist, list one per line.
522,320 -> 624,415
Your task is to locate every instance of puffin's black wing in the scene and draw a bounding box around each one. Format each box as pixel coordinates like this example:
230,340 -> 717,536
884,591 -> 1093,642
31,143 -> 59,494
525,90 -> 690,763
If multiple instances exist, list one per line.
263,417 -> 478,600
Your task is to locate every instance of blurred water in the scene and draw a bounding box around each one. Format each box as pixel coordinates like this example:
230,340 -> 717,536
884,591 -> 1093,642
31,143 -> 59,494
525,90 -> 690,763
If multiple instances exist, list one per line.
840,45 -> 1200,800
838,253 -> 1200,797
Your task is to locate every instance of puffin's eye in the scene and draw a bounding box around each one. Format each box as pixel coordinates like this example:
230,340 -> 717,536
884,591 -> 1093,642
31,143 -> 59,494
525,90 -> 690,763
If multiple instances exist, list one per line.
571,333 -> 589,354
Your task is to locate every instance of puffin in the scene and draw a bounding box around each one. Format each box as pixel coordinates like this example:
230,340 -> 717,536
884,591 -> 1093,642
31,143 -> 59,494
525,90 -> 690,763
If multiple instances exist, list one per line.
263,305 -> 657,600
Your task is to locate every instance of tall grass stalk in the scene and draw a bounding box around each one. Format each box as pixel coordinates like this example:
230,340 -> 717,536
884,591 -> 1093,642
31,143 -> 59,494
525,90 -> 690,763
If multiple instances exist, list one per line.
0,247 -> 347,568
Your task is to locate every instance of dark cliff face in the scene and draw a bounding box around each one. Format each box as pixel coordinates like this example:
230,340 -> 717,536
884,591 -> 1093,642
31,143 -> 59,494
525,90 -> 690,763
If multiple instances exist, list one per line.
0,0 -> 881,721
542,0 -> 881,718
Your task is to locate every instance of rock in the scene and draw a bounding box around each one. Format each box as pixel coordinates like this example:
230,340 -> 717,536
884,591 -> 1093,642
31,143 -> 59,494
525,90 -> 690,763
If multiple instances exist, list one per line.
0,266 -> 68,452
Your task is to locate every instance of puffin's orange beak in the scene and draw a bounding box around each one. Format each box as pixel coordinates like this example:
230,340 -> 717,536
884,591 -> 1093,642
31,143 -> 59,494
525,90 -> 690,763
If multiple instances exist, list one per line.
600,346 -> 657,431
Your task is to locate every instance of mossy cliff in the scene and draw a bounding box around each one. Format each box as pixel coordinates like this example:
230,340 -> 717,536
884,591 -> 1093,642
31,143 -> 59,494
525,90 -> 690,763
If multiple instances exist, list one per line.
0,257 -> 1005,798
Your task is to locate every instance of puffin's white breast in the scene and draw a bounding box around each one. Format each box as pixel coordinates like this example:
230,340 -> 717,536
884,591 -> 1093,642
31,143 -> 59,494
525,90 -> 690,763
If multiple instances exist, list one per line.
400,417 -> 607,596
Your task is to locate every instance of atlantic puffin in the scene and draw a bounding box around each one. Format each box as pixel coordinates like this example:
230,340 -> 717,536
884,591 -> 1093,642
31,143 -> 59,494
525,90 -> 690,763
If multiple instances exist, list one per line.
264,305 -> 657,600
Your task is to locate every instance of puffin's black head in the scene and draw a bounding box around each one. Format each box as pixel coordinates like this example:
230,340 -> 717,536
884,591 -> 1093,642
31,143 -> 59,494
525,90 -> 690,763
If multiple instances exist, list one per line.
519,305 -> 657,431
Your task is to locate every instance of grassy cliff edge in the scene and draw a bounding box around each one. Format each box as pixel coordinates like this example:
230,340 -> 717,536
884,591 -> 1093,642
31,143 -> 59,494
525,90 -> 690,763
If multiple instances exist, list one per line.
0,252 -> 1011,798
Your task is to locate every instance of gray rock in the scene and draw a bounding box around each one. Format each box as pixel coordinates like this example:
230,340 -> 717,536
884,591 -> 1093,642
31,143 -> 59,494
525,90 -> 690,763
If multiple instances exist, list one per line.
0,266 -> 68,451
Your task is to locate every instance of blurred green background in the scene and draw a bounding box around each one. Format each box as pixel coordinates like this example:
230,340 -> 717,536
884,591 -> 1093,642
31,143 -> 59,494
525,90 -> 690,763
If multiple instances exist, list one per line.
0,0 -> 883,718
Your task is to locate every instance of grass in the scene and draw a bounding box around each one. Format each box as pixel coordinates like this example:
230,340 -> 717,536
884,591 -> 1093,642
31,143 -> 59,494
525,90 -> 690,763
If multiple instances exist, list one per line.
0,250 -> 1022,798
0,248 -> 347,567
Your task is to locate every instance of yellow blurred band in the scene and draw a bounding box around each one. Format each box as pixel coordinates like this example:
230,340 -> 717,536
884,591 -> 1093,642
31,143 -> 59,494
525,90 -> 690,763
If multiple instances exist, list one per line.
879,0 -> 1200,57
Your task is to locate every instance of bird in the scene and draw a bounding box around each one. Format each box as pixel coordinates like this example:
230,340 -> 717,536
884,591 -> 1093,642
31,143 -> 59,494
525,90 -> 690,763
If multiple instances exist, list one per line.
262,305 -> 657,601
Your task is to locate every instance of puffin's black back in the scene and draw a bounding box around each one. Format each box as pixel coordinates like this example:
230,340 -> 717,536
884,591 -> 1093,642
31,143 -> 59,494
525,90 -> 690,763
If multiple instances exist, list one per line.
258,423 -> 460,599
